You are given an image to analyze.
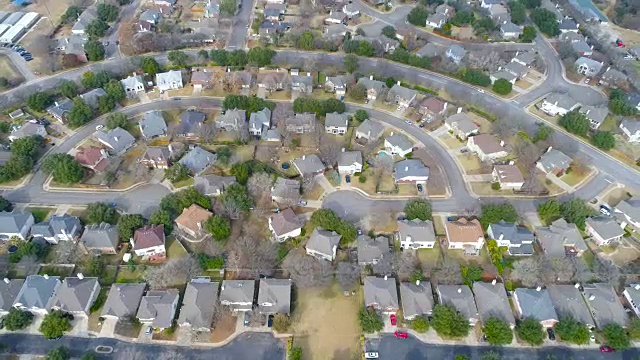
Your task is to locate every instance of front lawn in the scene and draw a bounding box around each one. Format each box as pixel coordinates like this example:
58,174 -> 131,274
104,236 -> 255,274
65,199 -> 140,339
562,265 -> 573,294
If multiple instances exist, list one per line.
25,207 -> 54,222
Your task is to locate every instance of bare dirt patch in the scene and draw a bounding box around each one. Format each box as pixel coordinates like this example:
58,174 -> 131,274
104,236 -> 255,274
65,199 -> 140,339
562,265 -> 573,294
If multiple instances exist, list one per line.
211,313 -> 237,343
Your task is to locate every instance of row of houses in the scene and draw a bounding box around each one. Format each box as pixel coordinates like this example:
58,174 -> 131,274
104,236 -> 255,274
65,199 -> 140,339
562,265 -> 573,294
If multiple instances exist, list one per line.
0,11 -> 39,44
490,50 -> 537,86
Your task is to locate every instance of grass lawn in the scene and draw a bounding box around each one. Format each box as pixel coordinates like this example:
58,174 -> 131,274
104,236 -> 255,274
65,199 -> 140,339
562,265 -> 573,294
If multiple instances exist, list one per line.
514,79 -> 534,90
152,324 -> 179,341
433,215 -> 446,236
166,236 -> 188,259
25,206 -> 54,222
0,55 -> 24,86
470,182 -> 513,196
172,177 -> 194,189
303,182 -> 325,201
438,134 -> 464,150
582,250 -> 597,270
114,319 -> 143,338
266,90 -> 292,100
456,154 -> 483,174
417,246 -> 442,269
598,115 -> 618,132
397,184 -> 417,196
115,267 -> 146,283
351,169 -> 377,195
560,171 -> 586,187
599,244 -> 617,254
38,265 -> 75,278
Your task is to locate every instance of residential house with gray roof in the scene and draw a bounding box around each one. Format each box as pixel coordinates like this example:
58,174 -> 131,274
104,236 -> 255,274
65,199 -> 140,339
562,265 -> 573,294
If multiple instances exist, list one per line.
620,119 -> 640,143
325,112 -> 349,135
97,127 -> 135,155
394,159 -> 429,184
623,284 -> 640,318
323,23 -> 348,40
445,44 -> 466,64
8,123 -> 47,142
0,278 -> 25,315
337,150 -> 362,174
416,43 -> 442,58
139,9 -> 161,24
101,283 -> 146,319
290,70 -> 314,95
137,289 -> 180,330
357,235 -> 390,265
473,281 -> 516,327
599,68 -> 627,88
179,147 -> 216,175
547,284 -> 593,327
46,98 -> 73,123
500,21 -> 522,39
487,221 -> 534,256
614,196 -> 640,229
571,40 -> 593,56
512,51 -> 536,67
194,175 -> 236,196
0,211 -> 35,240
156,70 -> 183,92
437,285 -> 479,325
444,111 -> 479,140
355,119 -> 384,141
139,111 -> 167,139
536,148 -> 572,175
216,109 -> 247,131
536,218 -> 586,257
503,61 -> 529,80
30,214 -> 82,244
121,75 -> 145,98
513,288 -> 559,328
81,223 -> 119,255
48,276 -> 100,316
177,110 -> 206,139
306,228 -> 341,261
575,57 -> 603,76
364,276 -> 399,313
293,154 -> 324,176
271,178 -> 300,204
357,77 -> 386,101
384,133 -> 413,157
325,75 -> 348,95
490,70 -> 518,85
249,108 -> 271,136
540,93 -> 580,116
178,278 -> 220,331
79,88 -> 107,110
397,219 -> 436,250
258,278 -> 292,314
13,275 -> 61,314
220,280 -> 255,312
400,281 -> 433,320
72,6 -> 97,34
559,18 -> 579,33
579,105 -> 608,130
286,113 -> 316,134
582,283 -> 628,328
585,216 -> 624,247
388,84 -> 417,108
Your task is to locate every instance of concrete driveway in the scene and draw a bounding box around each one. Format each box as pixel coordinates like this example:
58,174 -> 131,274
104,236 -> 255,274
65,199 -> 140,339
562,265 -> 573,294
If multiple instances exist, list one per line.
98,317 -> 118,338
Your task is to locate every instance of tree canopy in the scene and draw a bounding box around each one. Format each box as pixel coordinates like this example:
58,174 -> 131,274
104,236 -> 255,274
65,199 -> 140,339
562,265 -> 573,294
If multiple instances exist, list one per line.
381,25 -> 397,39
358,307 -> 384,333
520,26 -> 537,42
209,49 -> 248,67
150,209 -> 173,234
86,19 -> 109,38
431,304 -> 470,338
459,68 -> 491,87
66,98 -> 94,128
609,89 -> 638,116
247,47 -> 276,67
168,50 -> 189,67
353,110 -> 369,123
2,308 -> 34,331
140,57 -> 161,75
222,95 -> 276,113
480,203 -> 518,229
344,54 -> 359,73
220,183 -> 253,213
159,187 -> 212,217
310,209 -> 357,244
602,323 -> 630,350
293,97 -> 345,117
97,3 -> 119,22
106,113 -> 129,130
483,317 -> 514,345
554,316 -> 590,344
42,154 -> 85,184
407,5 -> 429,26
204,215 -> 231,241
27,92 -> 53,112
516,317 -> 545,345
590,131 -> 616,150
531,8 -> 560,36
558,110 -> 590,137
404,199 -> 432,221
46,347 -> 70,360
86,202 -> 119,224
165,163 -> 190,184
492,79 -> 513,95
411,316 -> 430,333
508,0 -> 527,24
39,310 -> 73,339
117,214 -> 146,241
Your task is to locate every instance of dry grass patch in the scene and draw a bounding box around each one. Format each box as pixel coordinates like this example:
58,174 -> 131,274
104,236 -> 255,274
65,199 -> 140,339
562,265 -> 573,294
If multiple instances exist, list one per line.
514,79 -> 534,90
0,55 -> 24,86
438,134 -> 464,149
456,153 -> 483,174
465,112 -> 493,133
211,313 -> 237,342
470,182 -> 514,196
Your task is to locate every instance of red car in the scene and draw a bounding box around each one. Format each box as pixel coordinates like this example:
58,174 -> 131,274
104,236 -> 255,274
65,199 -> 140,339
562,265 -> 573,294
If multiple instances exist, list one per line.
394,331 -> 408,339
390,314 -> 397,326
600,346 -> 615,353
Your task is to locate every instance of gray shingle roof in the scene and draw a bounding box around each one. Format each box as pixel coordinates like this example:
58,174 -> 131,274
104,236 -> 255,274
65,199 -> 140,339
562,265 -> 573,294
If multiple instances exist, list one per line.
601,68 -> 627,83
575,57 -> 604,74
547,284 -> 593,326
501,21 -> 521,33
137,289 -> 180,329
46,98 -> 73,119
578,106 -> 608,127
397,219 -> 436,244
416,43 -> 442,58
386,133 -> 413,151
357,77 -> 386,94
31,214 -> 82,239
325,112 -> 349,128
487,221 -> 534,245
156,70 -> 183,88
338,151 -> 362,167
388,84 -> 417,102
79,88 -> 107,109
48,277 -> 99,314
293,154 -> 324,176
258,278 -> 292,314
249,108 -> 271,132
0,279 -> 25,311
437,285 -> 478,321
491,70 -> 517,83
536,218 -> 586,257
582,283 -> 628,327
446,44 -> 466,59
81,223 -> 119,251
445,113 -> 479,134
543,93 -> 579,111
0,211 -> 33,235
364,276 -> 399,310
513,288 -> 558,322
97,127 -> 135,154
615,197 -> 640,223
220,280 -> 255,311
326,75 -> 346,88
179,147 -> 216,175
559,18 -> 578,30
178,110 -> 206,134
586,216 -> 624,240
357,235 -> 389,264
216,109 -> 247,129
307,228 -> 341,257
178,278 -> 219,329
139,111 -> 167,138
355,119 -> 384,139
394,159 -> 429,180
571,40 -> 592,55
101,283 -> 146,318
194,175 -> 236,195
513,51 -> 536,66
121,75 -> 144,90
504,61 -> 528,77
537,149 -> 572,173
400,281 -> 433,319
271,178 -> 300,201
472,282 -> 516,326
9,123 -> 46,140
13,275 -> 61,310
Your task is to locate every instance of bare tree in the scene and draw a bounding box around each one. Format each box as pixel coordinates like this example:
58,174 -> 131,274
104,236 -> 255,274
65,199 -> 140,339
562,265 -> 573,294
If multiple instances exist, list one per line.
227,234 -> 277,278
511,257 -> 542,287
237,123 -> 250,142
51,241 -> 81,264
301,175 -> 317,197
318,136 -> 342,168
394,252 -> 419,281
30,35 -> 56,74
303,57 -> 319,73
144,256 -> 201,289
200,123 -> 217,144
247,172 -> 274,214
282,249 -> 334,288
594,258 -> 621,288
433,258 -> 462,285
372,155 -> 394,189
336,261 -> 360,291
492,117 -> 520,140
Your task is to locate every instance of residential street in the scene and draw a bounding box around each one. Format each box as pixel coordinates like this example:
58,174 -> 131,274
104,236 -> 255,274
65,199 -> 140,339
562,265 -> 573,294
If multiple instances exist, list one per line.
227,0 -> 254,49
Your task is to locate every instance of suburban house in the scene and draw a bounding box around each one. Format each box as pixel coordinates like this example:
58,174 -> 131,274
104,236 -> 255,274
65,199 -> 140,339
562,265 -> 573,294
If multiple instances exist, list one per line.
355,119 -> 385,141
264,4 -> 285,21
473,281 -> 516,328
220,280 -> 255,312
194,175 -> 236,196
178,146 -> 216,175
436,285 -> 479,325
540,93 -> 580,116
190,70 -> 216,90
292,154 -> 325,177
0,279 -> 25,315
13,275 -> 61,315
101,283 -> 146,320
400,281 -> 434,320
357,235 -> 390,265
342,3 -> 360,18
513,288 -> 559,328
467,134 -> 508,162
426,12 -> 449,28
536,148 -> 572,175
271,178 -> 301,204
571,40 -> 593,57
614,196 -> 640,229
337,151 -> 363,175
178,278 -> 219,331
384,133 -> 413,157
418,97 -> 447,120
175,204 -> 213,239
8,123 -> 47,142
325,10 -> 347,24
599,67 -> 627,88
257,69 -> 290,92
46,98 -> 73,123
325,75 -> 348,95
357,77 -> 386,101
79,88 -> 107,109
290,70 -> 314,95
578,105 -> 608,129
96,127 -> 136,155
75,146 -> 109,173
445,44 -> 466,64
249,108 -> 271,137
490,70 -> 517,85
139,9 -> 161,24
363,276 -> 399,313
306,228 -> 341,261
137,289 -> 180,330
269,208 -> 303,242
487,221 -> 534,256
30,214 -> 83,244
394,159 -> 430,184
623,284 -> 640,318
536,219 -> 587,257
397,219 -> 436,250
120,74 -> 144,98
155,70 -> 183,92
492,164 -> 524,190
444,218 -> 485,254
575,57 -> 603,76
503,61 -> 530,80
585,216 -> 624,247
0,211 -> 35,240
139,111 -> 167,139
500,21 -> 522,39
445,111 -> 480,140
325,112 -> 349,135
215,109 -> 247,131
416,43 -> 442,58
619,119 -> 640,143
132,225 -> 166,262
387,84 -> 417,108
559,18 -> 579,33
71,6 -> 97,34
258,278 -> 292,314
140,146 -> 173,169
48,276 -> 100,316
80,223 -> 119,255
285,113 -> 316,134
177,110 -> 206,139
582,283 -> 628,328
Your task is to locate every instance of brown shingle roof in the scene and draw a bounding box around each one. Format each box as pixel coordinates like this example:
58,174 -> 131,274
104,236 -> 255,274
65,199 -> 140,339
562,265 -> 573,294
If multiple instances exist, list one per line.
420,97 -> 446,113
471,134 -> 505,154
133,224 -> 165,250
175,204 -> 213,233
445,218 -> 483,243
75,146 -> 104,166
269,208 -> 301,236
493,165 -> 523,183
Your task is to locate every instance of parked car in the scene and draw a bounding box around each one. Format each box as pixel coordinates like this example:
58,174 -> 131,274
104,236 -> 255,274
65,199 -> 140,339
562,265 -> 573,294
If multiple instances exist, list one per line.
584,78 -> 591,84
417,184 -> 423,193
547,328 -> 555,341
345,175 -> 351,183
600,346 -> 615,353
297,200 -> 308,206
267,315 -> 274,328
95,124 -> 104,131
394,331 -> 408,339
145,326 -> 153,335
243,312 -> 250,327
460,148 -> 468,153
390,314 -> 397,326
599,205 -> 611,216
364,352 -> 379,359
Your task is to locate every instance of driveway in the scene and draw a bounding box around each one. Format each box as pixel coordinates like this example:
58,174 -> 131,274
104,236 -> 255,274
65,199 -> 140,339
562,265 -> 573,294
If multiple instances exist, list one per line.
98,317 -> 118,338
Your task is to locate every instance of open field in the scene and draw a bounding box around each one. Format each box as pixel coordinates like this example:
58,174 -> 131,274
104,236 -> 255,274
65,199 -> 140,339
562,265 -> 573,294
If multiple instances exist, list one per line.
0,55 -> 24,87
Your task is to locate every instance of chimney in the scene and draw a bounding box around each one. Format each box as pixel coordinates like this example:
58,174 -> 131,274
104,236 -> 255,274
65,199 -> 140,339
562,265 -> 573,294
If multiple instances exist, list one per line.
457,107 -> 462,114
54,101 -> 60,107
369,75 -> 373,80
574,283 -> 581,289
499,140 -> 505,147
43,274 -> 49,280
635,285 -> 640,291
515,51 -> 520,56
302,155 -> 306,160
3,278 -> 9,284
492,279 -> 497,285
606,66 -> 610,72
498,233 -> 504,240
589,294 -> 595,301
590,45 -> 594,50
77,273 -> 84,280
416,279 -> 420,286
405,166 -> 408,171
341,148 -> 345,152
114,136 -> 119,142
384,275 -> 388,281
457,288 -> 462,293
546,146 -> 553,153
397,80 -> 401,86
536,286 -> 542,292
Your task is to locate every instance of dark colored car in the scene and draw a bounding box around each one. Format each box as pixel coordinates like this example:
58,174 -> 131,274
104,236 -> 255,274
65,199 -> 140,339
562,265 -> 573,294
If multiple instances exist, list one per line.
417,184 -> 423,192
267,315 -> 274,327
547,328 -> 555,341
345,175 -> 351,183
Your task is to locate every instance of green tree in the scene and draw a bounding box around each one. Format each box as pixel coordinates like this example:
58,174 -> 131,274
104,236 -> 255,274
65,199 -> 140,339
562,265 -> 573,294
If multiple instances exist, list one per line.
272,313 -> 291,333
140,57 -> 161,76
344,54 -> 358,73
297,31 -> 314,50
483,317 -> 513,345
358,307 -> 384,333
560,198 -> 596,230
97,3 -> 119,22
222,95 -> 276,113
106,113 -> 129,130
381,25 -> 397,39
104,80 -> 126,102
353,109 -> 369,123
516,317 -> 545,345
558,110 -> 590,137
85,40 -> 105,61
86,19 -> 109,38
66,98 -> 94,128
59,80 -> 78,99
460,265 -> 482,285
432,304 -> 470,338
27,92 -> 53,112
86,202 -> 118,224
168,50 -> 189,67
42,154 -> 84,184
459,69 -> 491,87
9,242 -> 47,263
247,47 -> 276,66
537,199 -> 561,224
40,310 -> 72,339
11,136 -> 43,158
150,209 -> 173,234
480,203 -> 518,229
473,17 -> 496,35
492,79 -> 513,94
404,199 -> 432,221
204,215 -> 231,241
216,146 -> 233,165
220,183 -> 252,213
349,83 -> 366,101
310,209 -> 357,244
198,253 -> 225,269
61,6 -> 82,24
0,196 -> 12,212
451,10 -> 474,26
81,354 -> 97,360
210,49 -> 229,65
609,89 -> 638,116
590,131 -> 616,150
508,1 -> 527,24
46,347 -> 69,360
531,8 -> 560,36
407,5 -> 429,26
602,323 -> 629,350
117,214 -> 146,241
533,124 -> 553,142
524,0 -> 541,8
455,356 -> 469,360
165,163 -> 190,184
220,0 -> 237,16
97,95 -> 116,114
628,318 -> 640,340
2,308 -> 34,331
385,77 -> 396,89
554,316 -> 590,344
520,26 -> 537,42
411,316 -> 430,333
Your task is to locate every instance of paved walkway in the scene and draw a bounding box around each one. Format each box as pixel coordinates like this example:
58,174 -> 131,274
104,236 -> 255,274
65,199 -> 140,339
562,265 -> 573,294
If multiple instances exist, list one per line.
314,174 -> 335,194
545,173 -> 574,193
